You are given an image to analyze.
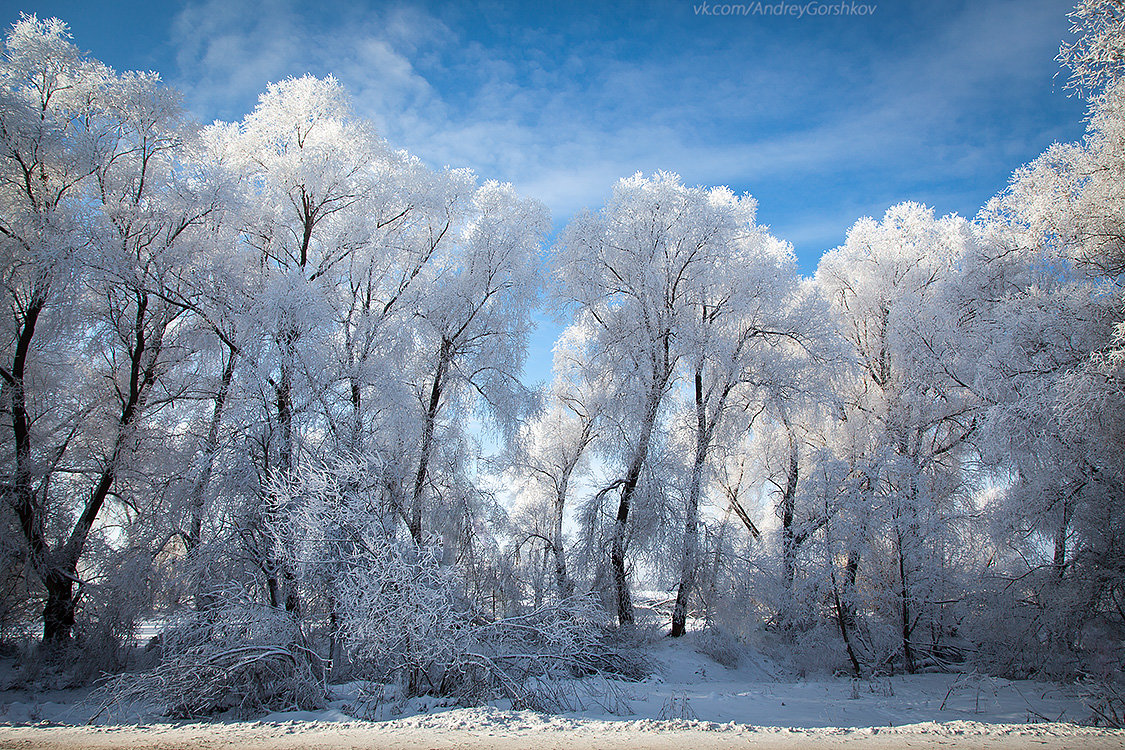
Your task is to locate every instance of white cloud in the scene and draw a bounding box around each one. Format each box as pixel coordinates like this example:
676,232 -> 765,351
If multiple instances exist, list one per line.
165,0 -> 1082,252
170,0 -> 445,126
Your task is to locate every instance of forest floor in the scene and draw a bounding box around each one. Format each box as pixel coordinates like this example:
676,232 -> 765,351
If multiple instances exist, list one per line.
1,633 -> 1123,748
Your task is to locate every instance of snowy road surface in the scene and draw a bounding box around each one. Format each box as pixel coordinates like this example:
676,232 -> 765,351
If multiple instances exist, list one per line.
1,718 -> 1124,749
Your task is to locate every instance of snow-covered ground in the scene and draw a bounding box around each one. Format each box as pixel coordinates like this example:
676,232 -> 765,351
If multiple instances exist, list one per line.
2,635 -> 1123,748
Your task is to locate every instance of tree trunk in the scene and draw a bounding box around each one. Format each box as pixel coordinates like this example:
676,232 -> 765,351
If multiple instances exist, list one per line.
549,414 -> 592,598
896,524 -> 916,674
269,359 -> 301,615
187,346 -> 237,557
264,376 -> 290,604
780,446 -> 800,600
611,395 -> 662,628
551,487 -> 574,598
672,370 -> 708,637
42,294 -> 164,643
610,517 -> 634,627
350,376 -> 363,452
669,466 -> 702,636
410,338 -> 453,545
831,549 -> 863,677
42,568 -> 76,646
7,300 -> 51,608
1053,490 -> 1073,581
276,366 -> 294,475
777,430 -> 801,633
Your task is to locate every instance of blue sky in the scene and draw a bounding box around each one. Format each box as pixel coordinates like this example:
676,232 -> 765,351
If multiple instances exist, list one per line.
9,0 -> 1086,266
5,0 -> 1089,382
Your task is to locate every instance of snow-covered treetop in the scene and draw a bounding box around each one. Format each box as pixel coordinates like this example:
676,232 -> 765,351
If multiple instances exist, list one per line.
1060,0 -> 1125,98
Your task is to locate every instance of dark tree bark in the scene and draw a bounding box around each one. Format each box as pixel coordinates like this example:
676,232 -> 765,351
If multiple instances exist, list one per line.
550,461 -> 580,598
187,345 -> 237,555
832,548 -> 863,677
896,523 -> 917,675
41,570 -> 75,645
671,370 -> 708,637
14,293 -> 169,644
410,337 -> 453,546
610,399 -> 661,628
780,446 -> 800,598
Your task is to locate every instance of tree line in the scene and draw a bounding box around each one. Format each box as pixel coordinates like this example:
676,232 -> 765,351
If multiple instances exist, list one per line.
1,1 -> 1123,697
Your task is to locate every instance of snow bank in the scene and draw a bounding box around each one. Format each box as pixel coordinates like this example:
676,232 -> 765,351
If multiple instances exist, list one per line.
3,636 -> 1123,748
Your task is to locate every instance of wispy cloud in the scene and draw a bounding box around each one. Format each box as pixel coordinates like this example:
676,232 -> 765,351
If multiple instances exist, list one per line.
171,0 -> 445,125
166,0 -> 1084,268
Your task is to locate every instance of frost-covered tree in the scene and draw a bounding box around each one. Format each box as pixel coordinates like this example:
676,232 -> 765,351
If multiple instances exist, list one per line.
1060,0 -> 1125,98
201,76 -> 449,611
964,238 -> 1119,674
506,314 -> 609,602
405,181 -> 547,548
0,16 -> 218,644
556,172 -> 769,627
815,203 -> 983,673
668,218 -> 826,637
0,15 -> 105,644
267,457 -> 606,704
973,66 -> 1125,673
226,75 -> 388,480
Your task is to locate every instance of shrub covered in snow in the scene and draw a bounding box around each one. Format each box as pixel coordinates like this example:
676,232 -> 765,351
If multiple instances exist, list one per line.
97,592 -> 325,719
271,459 -> 621,709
